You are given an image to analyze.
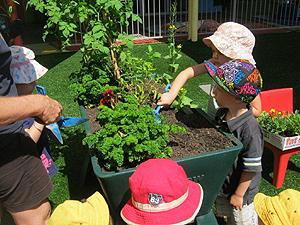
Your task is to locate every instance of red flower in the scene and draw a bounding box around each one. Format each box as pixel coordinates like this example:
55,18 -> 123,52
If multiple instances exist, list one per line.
99,89 -> 117,108
103,89 -> 115,97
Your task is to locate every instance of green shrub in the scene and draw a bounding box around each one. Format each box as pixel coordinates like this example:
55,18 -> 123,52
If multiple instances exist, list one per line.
83,96 -> 185,170
27,0 -> 141,80
69,62 -> 117,107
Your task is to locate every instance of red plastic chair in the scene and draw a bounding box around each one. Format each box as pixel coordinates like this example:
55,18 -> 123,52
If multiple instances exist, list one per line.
260,88 -> 300,189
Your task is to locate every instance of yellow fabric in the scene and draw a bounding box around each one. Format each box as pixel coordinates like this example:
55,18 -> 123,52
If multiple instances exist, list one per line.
48,192 -> 109,225
254,189 -> 300,225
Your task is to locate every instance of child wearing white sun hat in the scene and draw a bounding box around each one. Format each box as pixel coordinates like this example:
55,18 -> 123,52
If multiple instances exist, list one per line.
8,45 -> 59,178
158,22 -> 262,120
10,45 -> 48,95
9,45 -> 48,142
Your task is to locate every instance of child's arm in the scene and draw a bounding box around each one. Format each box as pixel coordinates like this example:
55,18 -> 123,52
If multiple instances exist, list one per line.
231,131 -> 263,210
157,63 -> 208,107
250,94 -> 262,118
230,171 -> 256,209
25,121 -> 45,143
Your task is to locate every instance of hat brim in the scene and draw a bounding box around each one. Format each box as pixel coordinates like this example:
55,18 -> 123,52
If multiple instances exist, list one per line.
87,192 -> 110,225
254,193 -> 270,225
254,193 -> 287,225
203,61 -> 231,95
202,36 -> 256,65
10,59 -> 48,84
120,182 -> 203,225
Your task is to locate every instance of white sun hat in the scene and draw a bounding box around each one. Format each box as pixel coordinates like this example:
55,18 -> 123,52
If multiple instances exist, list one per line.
203,22 -> 256,65
9,45 -> 48,84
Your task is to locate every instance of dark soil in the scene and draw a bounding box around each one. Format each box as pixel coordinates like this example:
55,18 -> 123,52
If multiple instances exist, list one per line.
161,108 -> 233,159
86,107 -> 233,159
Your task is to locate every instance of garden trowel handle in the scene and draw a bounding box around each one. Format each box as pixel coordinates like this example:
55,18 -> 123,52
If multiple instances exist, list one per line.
34,85 -> 48,124
154,83 -> 172,121
164,83 -> 171,92
36,85 -> 47,95
157,83 -> 172,111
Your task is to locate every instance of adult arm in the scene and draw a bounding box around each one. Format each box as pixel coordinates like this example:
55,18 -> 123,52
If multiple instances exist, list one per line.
0,95 -> 62,126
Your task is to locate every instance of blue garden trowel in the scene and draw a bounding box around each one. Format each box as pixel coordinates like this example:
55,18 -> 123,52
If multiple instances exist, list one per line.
154,83 -> 171,123
36,85 -> 88,144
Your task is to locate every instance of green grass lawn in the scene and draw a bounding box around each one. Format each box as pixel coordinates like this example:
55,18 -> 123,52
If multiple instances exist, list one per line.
36,31 -> 300,208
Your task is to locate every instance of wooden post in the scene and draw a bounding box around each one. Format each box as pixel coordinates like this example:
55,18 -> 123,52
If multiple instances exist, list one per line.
191,0 -> 199,42
232,0 -> 237,22
188,0 -> 192,40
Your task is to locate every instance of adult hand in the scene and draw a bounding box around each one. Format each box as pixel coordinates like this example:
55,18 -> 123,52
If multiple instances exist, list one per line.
38,95 -> 63,124
230,193 -> 243,210
157,92 -> 176,108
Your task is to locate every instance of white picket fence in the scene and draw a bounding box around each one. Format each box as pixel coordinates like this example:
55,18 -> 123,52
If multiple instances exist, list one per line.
71,0 -> 300,45
122,0 -> 300,39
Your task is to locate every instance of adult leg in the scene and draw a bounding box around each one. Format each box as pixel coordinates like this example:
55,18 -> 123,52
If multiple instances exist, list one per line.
0,204 -> 2,224
10,199 -> 51,225
0,135 -> 52,225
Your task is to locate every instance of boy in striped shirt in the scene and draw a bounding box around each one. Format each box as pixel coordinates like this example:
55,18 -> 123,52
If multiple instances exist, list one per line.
204,59 -> 263,225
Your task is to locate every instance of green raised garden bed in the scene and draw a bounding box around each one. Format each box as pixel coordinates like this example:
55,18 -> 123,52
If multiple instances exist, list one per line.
80,107 -> 243,224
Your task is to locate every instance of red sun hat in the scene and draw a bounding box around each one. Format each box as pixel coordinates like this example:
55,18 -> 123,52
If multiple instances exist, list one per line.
120,159 -> 203,225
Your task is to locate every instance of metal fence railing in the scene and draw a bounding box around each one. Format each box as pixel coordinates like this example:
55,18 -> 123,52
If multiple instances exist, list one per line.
122,0 -> 300,39
71,0 -> 300,45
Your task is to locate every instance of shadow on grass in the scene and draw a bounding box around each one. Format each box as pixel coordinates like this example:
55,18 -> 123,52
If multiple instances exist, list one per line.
36,52 -> 77,70
51,127 -> 99,201
179,39 -> 210,64
262,148 -> 274,184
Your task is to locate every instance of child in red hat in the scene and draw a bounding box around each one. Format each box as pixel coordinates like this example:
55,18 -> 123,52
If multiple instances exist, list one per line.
121,159 -> 203,225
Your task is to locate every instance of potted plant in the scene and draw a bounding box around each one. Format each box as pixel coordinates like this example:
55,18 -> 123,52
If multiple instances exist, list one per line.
80,104 -> 242,224
28,1 -> 243,224
258,109 -> 300,150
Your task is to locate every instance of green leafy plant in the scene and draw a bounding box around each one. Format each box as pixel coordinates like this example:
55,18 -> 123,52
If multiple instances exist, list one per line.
162,1 -> 197,110
27,0 -> 141,80
164,1 -> 182,74
258,109 -> 300,137
119,46 -> 170,105
29,0 -> 192,172
69,61 -> 117,107
120,79 -> 162,106
119,47 -> 157,82
171,88 -> 199,110
83,96 -> 186,170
